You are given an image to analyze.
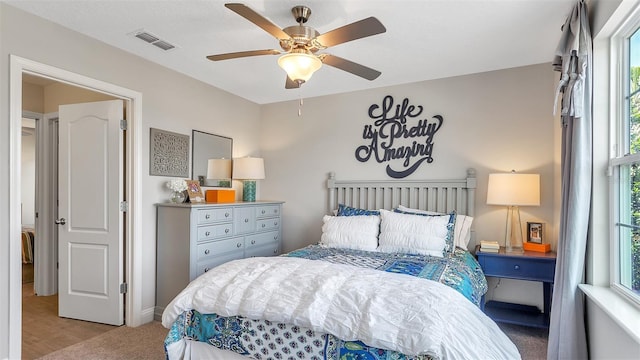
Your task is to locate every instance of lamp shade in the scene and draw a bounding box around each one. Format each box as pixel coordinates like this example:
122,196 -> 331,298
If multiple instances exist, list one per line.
233,157 -> 265,180
487,173 -> 540,206
277,51 -> 322,83
206,158 -> 232,179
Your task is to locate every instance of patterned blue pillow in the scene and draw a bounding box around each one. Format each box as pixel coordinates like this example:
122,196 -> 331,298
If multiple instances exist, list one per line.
337,204 -> 380,216
393,208 -> 457,255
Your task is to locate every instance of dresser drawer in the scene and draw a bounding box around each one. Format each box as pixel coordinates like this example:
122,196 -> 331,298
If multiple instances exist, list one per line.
245,243 -> 280,258
197,223 -> 233,241
246,231 -> 280,249
256,218 -> 280,232
256,205 -> 280,218
197,237 -> 244,260
196,251 -> 244,278
197,208 -> 233,224
480,255 -> 555,282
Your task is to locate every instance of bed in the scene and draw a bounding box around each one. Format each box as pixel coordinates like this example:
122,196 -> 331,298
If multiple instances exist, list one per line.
161,169 -> 521,359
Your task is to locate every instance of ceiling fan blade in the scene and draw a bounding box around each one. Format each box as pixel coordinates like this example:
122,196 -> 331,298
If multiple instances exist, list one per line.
321,54 -> 381,80
207,49 -> 281,61
314,17 -> 386,48
225,3 -> 291,40
285,76 -> 300,89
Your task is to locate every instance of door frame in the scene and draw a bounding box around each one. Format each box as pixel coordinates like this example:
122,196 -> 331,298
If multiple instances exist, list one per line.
9,55 -> 144,357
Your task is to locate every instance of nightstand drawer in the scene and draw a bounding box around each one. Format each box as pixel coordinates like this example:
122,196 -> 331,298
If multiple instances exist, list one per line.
480,256 -> 555,282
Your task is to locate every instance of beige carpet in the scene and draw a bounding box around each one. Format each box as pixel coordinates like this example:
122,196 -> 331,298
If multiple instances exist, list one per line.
36,321 -> 168,360
35,320 -> 548,360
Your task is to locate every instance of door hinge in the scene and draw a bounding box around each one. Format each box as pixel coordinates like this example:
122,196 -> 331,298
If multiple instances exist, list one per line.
120,201 -> 128,212
120,283 -> 128,294
120,119 -> 127,131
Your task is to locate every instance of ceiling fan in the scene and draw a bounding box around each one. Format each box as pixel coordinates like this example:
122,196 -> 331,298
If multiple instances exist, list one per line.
207,3 -> 386,89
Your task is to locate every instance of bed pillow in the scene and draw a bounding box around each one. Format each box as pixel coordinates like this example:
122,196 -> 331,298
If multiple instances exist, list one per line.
320,215 -> 380,251
396,205 -> 473,249
377,209 -> 454,257
336,204 -> 380,216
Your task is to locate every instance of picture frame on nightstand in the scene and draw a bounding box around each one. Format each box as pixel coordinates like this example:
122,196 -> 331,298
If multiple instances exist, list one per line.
527,222 -> 543,244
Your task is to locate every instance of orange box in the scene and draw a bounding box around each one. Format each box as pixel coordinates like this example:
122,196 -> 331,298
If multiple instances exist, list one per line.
523,242 -> 551,253
206,189 -> 235,203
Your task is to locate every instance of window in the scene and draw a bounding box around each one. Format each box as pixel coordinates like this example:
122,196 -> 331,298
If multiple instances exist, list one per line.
612,22 -> 640,304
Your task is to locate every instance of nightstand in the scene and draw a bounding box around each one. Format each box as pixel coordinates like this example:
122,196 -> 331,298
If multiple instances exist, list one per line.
476,245 -> 556,328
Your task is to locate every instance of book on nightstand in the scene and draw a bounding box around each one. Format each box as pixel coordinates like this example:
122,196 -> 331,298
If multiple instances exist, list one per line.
480,240 -> 500,252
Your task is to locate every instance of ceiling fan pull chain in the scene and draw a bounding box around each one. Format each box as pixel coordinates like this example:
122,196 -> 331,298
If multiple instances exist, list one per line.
298,90 -> 304,117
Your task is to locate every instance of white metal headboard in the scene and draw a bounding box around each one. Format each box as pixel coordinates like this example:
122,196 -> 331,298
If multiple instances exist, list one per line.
327,168 -> 477,242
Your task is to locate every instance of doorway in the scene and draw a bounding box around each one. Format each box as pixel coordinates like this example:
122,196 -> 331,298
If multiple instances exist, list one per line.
8,55 -> 144,359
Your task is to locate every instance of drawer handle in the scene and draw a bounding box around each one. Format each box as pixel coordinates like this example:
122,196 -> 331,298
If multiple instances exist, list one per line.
244,218 -> 249,223
274,235 -> 278,240
225,228 -> 230,233
237,243 -> 242,248
273,249 -> 278,254
514,265 -> 520,270
274,222 -> 278,226
204,249 -> 210,255
251,239 -> 256,245
261,210 -> 266,214
261,224 -> 266,228
205,214 -> 210,219
204,267 -> 210,272
225,212 -> 230,217
205,231 -> 211,236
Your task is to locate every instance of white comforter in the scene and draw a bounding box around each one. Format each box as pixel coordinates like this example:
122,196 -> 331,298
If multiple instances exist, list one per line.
163,256 -> 520,359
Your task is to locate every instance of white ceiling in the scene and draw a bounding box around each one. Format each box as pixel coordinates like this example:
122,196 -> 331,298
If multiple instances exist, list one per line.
6,0 -> 575,104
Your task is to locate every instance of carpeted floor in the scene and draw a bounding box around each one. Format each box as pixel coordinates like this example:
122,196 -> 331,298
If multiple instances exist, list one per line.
36,321 -> 167,360
36,320 -> 548,359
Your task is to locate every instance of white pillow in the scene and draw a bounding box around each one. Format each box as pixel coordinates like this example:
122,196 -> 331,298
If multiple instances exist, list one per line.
377,209 -> 449,257
320,215 -> 380,251
396,205 -> 474,249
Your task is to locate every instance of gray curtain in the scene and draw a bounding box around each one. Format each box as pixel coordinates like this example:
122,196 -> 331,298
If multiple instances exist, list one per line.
548,1 -> 592,359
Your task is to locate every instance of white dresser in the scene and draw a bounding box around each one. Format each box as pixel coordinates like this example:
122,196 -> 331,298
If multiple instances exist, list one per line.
155,201 -> 283,318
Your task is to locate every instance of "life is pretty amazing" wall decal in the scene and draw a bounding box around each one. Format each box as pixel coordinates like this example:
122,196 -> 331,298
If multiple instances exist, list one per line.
355,95 -> 443,178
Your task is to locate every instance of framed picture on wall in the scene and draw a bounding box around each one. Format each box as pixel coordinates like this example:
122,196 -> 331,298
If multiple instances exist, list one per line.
527,222 -> 543,244
186,180 -> 205,203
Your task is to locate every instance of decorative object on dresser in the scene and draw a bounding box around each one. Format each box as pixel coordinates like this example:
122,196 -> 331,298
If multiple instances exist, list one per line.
486,171 -> 540,253
476,246 -> 556,328
166,179 -> 187,203
185,180 -> 205,203
233,157 -> 265,202
155,201 -> 283,320
205,189 -> 235,203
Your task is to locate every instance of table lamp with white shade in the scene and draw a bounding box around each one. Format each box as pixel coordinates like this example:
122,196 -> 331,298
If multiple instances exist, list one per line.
233,157 -> 265,202
486,171 -> 540,253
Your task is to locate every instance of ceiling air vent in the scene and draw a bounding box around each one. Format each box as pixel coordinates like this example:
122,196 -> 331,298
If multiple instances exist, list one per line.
153,40 -> 175,51
131,29 -> 176,51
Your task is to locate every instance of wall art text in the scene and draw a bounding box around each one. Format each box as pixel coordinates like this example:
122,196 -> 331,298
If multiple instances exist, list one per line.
355,95 -> 443,178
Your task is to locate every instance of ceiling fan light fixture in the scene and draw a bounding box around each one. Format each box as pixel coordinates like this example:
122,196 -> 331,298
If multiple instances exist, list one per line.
277,51 -> 322,84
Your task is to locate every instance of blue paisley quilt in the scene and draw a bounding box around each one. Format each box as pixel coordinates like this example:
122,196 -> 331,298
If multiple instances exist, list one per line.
163,246 -> 493,360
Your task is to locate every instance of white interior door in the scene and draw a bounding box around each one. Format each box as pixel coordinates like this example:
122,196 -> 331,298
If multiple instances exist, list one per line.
57,100 -> 124,325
